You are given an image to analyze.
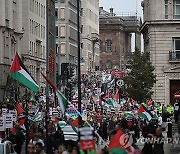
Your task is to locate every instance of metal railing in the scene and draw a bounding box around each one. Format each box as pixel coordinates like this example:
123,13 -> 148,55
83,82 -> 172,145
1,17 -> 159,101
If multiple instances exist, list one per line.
169,50 -> 180,61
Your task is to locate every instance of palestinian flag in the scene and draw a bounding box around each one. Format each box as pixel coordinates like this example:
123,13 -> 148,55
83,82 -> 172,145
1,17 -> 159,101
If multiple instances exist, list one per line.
138,104 -> 152,122
114,91 -> 120,103
54,117 -> 61,123
147,100 -> 153,106
107,92 -> 112,98
83,121 -> 89,128
124,111 -> 133,118
70,118 -> 79,133
107,98 -> 115,108
150,110 -> 158,119
16,103 -> 25,125
34,113 -> 42,122
108,129 -> 134,154
41,72 -> 68,114
131,99 -> 140,108
57,121 -> 67,127
82,88 -> 87,98
80,150 -> 95,154
10,52 -> 39,93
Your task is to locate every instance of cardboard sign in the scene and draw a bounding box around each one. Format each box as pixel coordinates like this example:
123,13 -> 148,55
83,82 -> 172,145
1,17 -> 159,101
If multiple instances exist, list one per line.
79,127 -> 95,150
80,140 -> 95,150
0,116 -> 5,131
5,114 -> 13,128
9,110 -> 17,122
52,111 -> 59,119
2,108 -> 8,116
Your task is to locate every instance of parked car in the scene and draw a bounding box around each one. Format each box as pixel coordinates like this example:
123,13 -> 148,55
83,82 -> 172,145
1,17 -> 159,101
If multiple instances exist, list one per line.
0,140 -> 17,154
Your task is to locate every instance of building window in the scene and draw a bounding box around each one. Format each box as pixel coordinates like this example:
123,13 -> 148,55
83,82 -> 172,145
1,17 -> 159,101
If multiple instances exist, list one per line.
55,8 -> 58,19
60,0 -> 65,2
81,43 -> 83,49
106,60 -> 112,69
56,44 -> 59,54
60,8 -> 65,19
172,38 -> 180,59
81,25 -> 83,33
80,8 -> 83,16
105,40 -> 112,52
99,40 -> 102,52
173,0 -> 180,19
56,26 -> 58,37
60,43 -> 66,55
60,26 -> 65,37
165,0 -> 168,19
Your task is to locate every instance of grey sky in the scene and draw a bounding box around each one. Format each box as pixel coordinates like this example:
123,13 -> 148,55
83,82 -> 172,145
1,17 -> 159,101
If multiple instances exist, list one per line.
99,0 -> 143,18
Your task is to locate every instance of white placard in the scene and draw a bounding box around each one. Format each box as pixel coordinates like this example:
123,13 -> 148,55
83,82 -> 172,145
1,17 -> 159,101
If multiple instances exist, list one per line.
2,108 -> 8,116
9,110 -> 17,122
52,111 -> 59,119
0,116 -> 5,131
5,114 -> 13,128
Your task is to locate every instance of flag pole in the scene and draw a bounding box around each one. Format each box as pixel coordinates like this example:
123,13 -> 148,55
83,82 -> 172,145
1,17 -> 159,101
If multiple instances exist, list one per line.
45,0 -> 50,153
77,0 -> 82,135
25,88 -> 29,154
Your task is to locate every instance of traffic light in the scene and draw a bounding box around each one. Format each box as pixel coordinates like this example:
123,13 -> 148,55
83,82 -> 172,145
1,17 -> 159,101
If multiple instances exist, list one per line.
61,63 -> 68,76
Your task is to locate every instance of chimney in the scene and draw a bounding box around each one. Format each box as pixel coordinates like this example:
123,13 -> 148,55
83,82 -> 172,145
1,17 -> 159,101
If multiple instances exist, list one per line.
110,8 -> 114,16
99,7 -> 103,12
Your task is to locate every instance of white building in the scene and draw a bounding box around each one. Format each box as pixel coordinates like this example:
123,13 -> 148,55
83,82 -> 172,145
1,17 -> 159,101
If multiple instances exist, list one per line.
81,0 -> 100,73
55,0 -> 79,76
0,0 -> 23,98
141,0 -> 180,105
21,0 -> 46,93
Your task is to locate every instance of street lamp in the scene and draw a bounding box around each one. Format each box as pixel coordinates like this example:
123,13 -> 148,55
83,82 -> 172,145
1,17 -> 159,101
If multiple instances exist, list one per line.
77,0 -> 82,130
91,37 -> 99,72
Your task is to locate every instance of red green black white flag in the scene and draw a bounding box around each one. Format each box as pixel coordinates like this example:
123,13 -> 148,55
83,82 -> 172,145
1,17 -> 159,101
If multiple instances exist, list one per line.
9,52 -> 39,93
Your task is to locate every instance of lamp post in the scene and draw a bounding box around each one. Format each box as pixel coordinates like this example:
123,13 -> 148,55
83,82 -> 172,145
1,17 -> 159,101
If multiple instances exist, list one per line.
45,0 -> 50,153
77,0 -> 82,130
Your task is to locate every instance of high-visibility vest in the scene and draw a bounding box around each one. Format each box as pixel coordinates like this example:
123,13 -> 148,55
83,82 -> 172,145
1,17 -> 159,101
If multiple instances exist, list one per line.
167,106 -> 174,114
169,106 -> 174,114
158,106 -> 162,113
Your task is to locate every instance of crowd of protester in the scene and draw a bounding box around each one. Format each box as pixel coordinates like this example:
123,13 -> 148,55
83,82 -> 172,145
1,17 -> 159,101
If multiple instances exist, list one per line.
0,70 -> 179,154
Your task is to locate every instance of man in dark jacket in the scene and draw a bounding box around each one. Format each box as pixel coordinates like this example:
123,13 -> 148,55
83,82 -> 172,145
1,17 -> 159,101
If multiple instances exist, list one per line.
8,127 -> 25,154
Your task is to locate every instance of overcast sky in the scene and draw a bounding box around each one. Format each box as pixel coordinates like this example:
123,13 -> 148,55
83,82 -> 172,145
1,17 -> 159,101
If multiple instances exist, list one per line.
99,0 -> 143,18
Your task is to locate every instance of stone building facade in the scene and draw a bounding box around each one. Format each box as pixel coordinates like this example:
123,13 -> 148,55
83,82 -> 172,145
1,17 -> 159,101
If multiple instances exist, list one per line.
55,0 -> 80,75
81,0 -> 100,73
141,0 -> 180,104
21,0 -> 46,93
99,7 -> 141,70
0,0 -> 24,98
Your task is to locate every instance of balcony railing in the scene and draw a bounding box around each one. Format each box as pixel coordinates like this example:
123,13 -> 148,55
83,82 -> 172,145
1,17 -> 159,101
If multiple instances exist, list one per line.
169,50 -> 180,61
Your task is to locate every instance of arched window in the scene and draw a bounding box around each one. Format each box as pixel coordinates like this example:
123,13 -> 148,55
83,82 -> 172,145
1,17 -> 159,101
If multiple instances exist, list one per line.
106,60 -> 112,69
105,40 -> 112,52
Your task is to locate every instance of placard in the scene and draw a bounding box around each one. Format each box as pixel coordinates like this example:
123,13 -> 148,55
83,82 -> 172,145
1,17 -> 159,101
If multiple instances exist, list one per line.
5,114 -> 13,128
0,116 -> 5,131
80,127 -> 95,150
2,108 -> 8,116
9,110 -> 17,122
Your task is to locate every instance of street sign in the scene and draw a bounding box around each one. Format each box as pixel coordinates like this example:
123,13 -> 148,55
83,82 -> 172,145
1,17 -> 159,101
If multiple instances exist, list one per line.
116,79 -> 124,87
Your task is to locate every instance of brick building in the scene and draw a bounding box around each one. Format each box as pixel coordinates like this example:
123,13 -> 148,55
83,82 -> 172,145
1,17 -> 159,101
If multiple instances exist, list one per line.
99,7 -> 141,70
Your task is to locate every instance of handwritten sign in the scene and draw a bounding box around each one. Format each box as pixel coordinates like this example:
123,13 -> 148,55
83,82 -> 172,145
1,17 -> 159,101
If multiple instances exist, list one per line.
5,114 -> 13,128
